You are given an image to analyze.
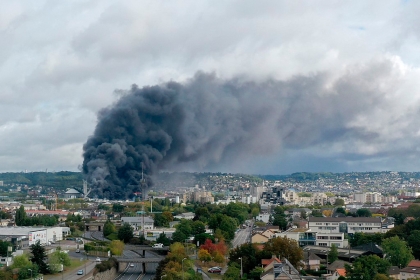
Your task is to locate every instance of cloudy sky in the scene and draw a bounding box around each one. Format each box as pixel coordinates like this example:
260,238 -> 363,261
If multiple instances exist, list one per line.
2,0 -> 420,175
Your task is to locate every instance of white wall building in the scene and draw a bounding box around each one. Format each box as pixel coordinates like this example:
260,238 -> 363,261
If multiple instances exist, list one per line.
308,217 -> 387,234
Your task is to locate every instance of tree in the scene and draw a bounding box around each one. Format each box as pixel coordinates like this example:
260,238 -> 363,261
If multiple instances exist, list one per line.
263,237 -> 303,268
11,254 -> 32,269
356,208 -> 372,217
192,220 -> 206,235
272,213 -> 288,230
156,233 -> 171,246
198,248 -> 212,262
0,240 -> 12,257
103,220 -> 116,237
336,207 -> 346,215
15,205 -> 26,226
49,249 -> 71,273
334,198 -> 345,206
328,244 -> 338,263
30,240 -> 50,274
407,230 -> 420,259
345,255 -> 390,280
118,223 -> 134,243
112,204 -> 124,213
109,240 -> 125,256
222,263 -> 241,280
382,236 -> 414,267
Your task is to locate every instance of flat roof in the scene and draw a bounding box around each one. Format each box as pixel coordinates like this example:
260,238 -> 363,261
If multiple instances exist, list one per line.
0,227 -> 47,236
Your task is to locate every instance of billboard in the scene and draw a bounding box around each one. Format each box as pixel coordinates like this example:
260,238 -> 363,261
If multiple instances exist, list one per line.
29,230 -> 47,245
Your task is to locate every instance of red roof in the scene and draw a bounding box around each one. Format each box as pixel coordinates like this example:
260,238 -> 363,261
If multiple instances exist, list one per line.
336,269 -> 346,276
262,258 -> 281,266
408,260 -> 420,268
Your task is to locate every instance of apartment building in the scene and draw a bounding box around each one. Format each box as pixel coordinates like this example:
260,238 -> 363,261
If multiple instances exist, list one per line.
275,228 -> 348,248
308,217 -> 387,234
183,191 -> 214,203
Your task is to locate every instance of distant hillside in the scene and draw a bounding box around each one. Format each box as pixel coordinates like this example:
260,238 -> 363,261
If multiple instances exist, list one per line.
0,171 -> 83,189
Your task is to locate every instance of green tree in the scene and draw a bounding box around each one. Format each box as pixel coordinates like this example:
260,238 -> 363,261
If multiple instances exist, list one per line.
382,236 -> 414,267
249,267 -> 264,280
15,205 -> 26,226
407,230 -> 420,259
336,207 -> 346,215
117,223 -> 134,243
334,198 -> 345,206
272,213 -> 288,230
156,233 -> 171,246
49,249 -> 71,273
11,254 -> 32,269
356,208 -> 372,217
345,255 -> 390,280
192,221 -> 206,235
112,204 -> 124,213
328,244 -> 338,263
222,263 -> 241,280
0,240 -> 12,257
109,240 -> 125,256
30,240 -> 50,274
103,220 -> 116,237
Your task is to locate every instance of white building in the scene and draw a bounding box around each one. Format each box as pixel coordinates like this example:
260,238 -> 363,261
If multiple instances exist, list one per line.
308,217 -> 388,234
121,216 -> 154,230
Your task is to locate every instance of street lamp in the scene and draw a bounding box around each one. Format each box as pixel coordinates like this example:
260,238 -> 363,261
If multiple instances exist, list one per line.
28,268 -> 32,279
182,257 -> 187,280
238,257 -> 243,279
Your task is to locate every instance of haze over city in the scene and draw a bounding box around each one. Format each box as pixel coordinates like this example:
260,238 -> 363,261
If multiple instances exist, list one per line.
2,1 -> 420,175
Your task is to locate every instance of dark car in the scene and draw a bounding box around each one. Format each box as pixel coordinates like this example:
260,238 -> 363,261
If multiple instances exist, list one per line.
208,267 -> 222,274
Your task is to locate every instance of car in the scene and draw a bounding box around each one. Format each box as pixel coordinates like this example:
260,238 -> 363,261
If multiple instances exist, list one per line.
75,249 -> 80,253
130,264 -> 134,267
77,270 -> 84,275
152,243 -> 164,248
96,257 -> 101,262
208,267 -> 222,274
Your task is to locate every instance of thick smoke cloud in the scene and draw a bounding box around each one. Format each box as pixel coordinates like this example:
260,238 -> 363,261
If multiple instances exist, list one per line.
83,64 -> 395,199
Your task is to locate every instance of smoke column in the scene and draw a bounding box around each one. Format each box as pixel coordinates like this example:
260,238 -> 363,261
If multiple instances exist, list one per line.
83,67 -> 390,199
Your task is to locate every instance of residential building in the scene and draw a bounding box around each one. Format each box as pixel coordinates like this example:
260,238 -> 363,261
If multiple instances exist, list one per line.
251,233 -> 269,244
400,260 -> 420,280
308,217 -> 389,234
121,216 -> 154,231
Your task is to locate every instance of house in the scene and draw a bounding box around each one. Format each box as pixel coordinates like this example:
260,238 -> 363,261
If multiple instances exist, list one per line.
302,252 -> 322,270
326,260 -> 350,274
121,216 -> 154,230
400,260 -> 420,280
326,268 -> 346,280
63,188 -> 83,199
389,266 -> 400,280
262,255 -> 282,269
261,229 -> 275,239
252,233 -> 269,244
261,258 -> 302,280
173,212 -> 195,220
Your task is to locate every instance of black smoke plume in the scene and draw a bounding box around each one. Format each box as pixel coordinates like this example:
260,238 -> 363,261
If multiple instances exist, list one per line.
83,67 -> 389,199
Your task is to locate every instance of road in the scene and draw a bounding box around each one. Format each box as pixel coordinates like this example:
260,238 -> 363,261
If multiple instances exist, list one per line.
114,249 -> 159,280
231,220 -> 253,248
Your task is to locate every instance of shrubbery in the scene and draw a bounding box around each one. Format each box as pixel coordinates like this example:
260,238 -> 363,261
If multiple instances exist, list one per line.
94,257 -> 118,273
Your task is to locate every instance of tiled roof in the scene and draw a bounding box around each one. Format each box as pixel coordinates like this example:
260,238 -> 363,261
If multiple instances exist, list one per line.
336,268 -> 346,277
408,260 -> 420,268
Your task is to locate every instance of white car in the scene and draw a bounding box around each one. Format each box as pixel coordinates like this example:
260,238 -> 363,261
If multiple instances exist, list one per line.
152,243 -> 164,248
96,257 -> 101,262
130,264 -> 134,267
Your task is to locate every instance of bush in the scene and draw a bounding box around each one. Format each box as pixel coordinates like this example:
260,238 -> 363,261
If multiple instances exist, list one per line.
94,257 -> 118,274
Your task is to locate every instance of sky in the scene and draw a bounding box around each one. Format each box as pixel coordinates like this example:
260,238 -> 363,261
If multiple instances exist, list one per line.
2,0 -> 420,175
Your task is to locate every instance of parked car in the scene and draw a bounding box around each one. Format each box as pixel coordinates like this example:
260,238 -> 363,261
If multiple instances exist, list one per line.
75,249 -> 80,253
130,264 -> 134,267
77,270 -> 84,275
208,267 -> 222,274
96,257 -> 101,262
152,243 -> 164,248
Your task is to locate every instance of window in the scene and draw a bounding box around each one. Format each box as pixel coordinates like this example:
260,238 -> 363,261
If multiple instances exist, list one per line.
319,243 -> 327,246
